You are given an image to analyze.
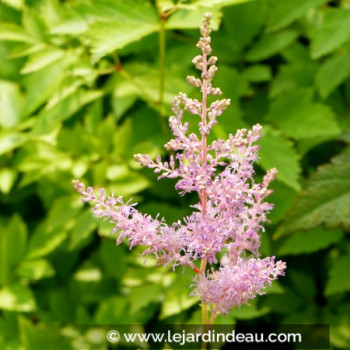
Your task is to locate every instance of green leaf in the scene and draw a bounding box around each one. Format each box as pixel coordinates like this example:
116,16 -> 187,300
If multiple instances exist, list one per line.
114,62 -> 191,107
0,312 -> 21,350
160,289 -> 199,319
316,54 -> 350,99
19,317 -> 72,350
86,1 -> 158,62
277,151 -> 350,236
33,89 -> 103,135
230,301 -> 269,320
160,269 -> 199,319
129,284 -> 162,314
222,0 -> 267,51
243,65 -> 271,82
156,0 -> 175,13
267,0 -> 328,32
278,227 -> 344,256
69,209 -> 97,251
259,126 -> 301,191
0,23 -> 38,43
94,296 -> 133,323
0,284 -> 35,312
20,48 -> 65,75
2,0 -> 24,10
0,131 -> 27,155
0,215 -> 27,285
325,254 -> 350,296
0,168 -> 17,194
268,181 -> 297,223
195,0 -> 253,6
27,226 -> 68,260
0,80 -> 23,128
17,259 -> 55,281
165,7 -> 221,30
311,9 -> 350,59
269,62 -> 316,98
27,196 -> 82,259
22,59 -> 67,116
268,88 -> 340,139
246,30 -> 297,61
99,241 -> 127,279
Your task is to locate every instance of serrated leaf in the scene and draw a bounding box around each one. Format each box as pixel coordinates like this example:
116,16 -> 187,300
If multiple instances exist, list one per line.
20,48 -> 65,74
277,151 -> 350,236
259,126 -> 301,191
246,30 -> 297,61
316,54 -> 350,99
86,1 -> 158,62
267,0 -> 328,32
278,227 -> 344,256
311,9 -> 350,59
268,88 -> 340,139
0,284 -> 35,312
325,254 -> 350,296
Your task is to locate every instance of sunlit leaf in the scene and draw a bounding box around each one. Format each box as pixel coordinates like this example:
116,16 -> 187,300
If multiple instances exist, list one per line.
0,80 -> 23,128
17,259 -> 55,281
20,48 -> 65,74
0,284 -> 35,312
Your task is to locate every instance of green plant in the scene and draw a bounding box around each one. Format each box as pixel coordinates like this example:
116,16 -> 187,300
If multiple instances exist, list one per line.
0,0 -> 350,349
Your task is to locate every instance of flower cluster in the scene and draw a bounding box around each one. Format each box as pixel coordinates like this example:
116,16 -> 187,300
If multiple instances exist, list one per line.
73,13 -> 286,317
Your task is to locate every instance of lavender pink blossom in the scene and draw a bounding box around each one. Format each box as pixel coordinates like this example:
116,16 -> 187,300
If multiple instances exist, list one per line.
73,12 -> 286,317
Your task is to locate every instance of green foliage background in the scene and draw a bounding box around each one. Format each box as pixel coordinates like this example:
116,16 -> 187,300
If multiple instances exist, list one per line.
1,0 -> 350,349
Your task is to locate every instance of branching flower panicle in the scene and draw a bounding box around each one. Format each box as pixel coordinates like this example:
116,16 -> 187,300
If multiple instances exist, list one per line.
73,12 -> 286,319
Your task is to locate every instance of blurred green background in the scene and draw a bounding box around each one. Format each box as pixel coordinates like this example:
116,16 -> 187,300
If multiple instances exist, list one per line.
1,0 -> 350,349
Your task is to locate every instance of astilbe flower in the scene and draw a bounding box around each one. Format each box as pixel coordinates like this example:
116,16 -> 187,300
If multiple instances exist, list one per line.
73,13 -> 286,318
